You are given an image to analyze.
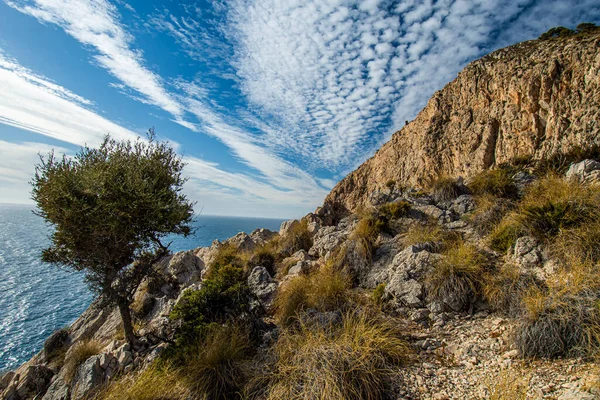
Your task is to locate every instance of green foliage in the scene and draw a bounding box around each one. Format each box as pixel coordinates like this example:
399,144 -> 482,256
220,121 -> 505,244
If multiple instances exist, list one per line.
576,22 -> 599,33
379,201 -> 411,220
539,26 -> 574,40
208,243 -> 245,275
487,217 -> 524,253
170,265 -> 250,346
31,131 -> 194,343
372,284 -> 386,306
521,201 -> 586,238
468,168 -> 519,199
247,245 -> 278,276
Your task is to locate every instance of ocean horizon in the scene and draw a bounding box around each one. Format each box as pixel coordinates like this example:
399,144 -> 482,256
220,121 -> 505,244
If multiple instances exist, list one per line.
0,203 -> 286,372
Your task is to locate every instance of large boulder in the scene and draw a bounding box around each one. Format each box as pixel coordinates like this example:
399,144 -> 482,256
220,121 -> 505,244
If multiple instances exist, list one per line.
226,232 -> 256,252
511,236 -> 542,269
566,159 -> 600,183
167,250 -> 204,287
279,219 -> 300,237
41,376 -> 69,400
249,228 -> 277,245
308,226 -> 348,259
71,355 -> 104,400
12,365 -> 54,400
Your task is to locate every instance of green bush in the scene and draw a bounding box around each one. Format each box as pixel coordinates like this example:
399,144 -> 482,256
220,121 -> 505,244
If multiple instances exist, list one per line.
247,245 -> 277,277
170,265 -> 250,346
208,243 -> 245,276
539,26 -> 574,40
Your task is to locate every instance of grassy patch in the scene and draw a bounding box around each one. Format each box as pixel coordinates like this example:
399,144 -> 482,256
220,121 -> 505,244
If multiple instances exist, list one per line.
402,221 -> 460,252
274,265 -> 351,326
379,201 -> 411,220
468,194 -> 514,235
372,283 -> 386,306
468,168 -> 519,199
487,216 -> 525,253
482,264 -> 539,316
426,242 -> 488,311
486,369 -> 529,400
263,310 -> 409,400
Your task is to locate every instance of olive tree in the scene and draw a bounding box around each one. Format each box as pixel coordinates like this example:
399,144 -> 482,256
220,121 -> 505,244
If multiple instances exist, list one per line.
32,130 -> 194,344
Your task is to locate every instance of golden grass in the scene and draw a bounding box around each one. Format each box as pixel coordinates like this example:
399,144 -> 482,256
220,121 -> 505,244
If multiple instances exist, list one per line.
468,193 -> 514,235
402,221 -> 460,252
351,213 -> 386,257
482,263 -> 538,315
428,176 -> 463,202
426,241 -> 487,311
274,264 -> 351,326
98,364 -> 191,400
379,201 -> 411,220
64,339 -> 103,383
468,168 -> 519,199
485,369 -> 530,400
277,220 -> 313,257
264,310 -> 410,400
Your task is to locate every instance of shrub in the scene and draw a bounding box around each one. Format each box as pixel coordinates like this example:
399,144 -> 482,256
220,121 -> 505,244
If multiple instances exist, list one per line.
64,339 -> 102,383
43,327 -> 69,364
468,168 -> 519,199
379,201 -> 411,220
278,220 -> 312,257
576,23 -> 599,33
182,324 -> 250,400
429,176 -> 464,202
402,221 -> 460,252
264,311 -> 409,400
170,264 -> 250,345
208,243 -> 245,275
274,265 -> 351,326
539,26 -> 574,40
426,242 -> 488,311
372,283 -> 386,306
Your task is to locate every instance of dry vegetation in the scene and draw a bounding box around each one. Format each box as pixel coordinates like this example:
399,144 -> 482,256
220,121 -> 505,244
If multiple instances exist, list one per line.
64,339 -> 102,383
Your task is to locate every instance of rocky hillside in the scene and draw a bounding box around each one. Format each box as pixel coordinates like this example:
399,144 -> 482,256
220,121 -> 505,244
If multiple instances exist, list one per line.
324,30 -> 600,216
3,29 -> 600,400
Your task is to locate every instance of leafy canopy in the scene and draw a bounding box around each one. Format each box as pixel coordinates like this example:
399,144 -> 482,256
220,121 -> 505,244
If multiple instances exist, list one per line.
32,131 -> 194,298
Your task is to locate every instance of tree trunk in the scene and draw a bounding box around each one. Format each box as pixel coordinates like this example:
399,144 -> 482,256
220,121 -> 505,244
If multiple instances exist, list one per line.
117,297 -> 136,345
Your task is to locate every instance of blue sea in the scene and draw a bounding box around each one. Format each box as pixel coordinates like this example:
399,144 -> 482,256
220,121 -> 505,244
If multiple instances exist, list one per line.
0,204 -> 285,372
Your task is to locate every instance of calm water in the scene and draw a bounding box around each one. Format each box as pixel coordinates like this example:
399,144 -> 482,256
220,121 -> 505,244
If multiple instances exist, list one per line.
0,204 -> 285,371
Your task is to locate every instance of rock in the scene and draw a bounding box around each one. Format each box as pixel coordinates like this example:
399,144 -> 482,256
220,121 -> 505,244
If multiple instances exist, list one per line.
249,228 -> 277,245
558,386 -> 596,400
167,250 -> 204,286
279,219 -> 300,237
146,343 -> 168,365
287,260 -> 311,276
308,226 -> 348,258
566,159 -> 600,183
226,232 -> 256,252
43,329 -> 69,361
301,213 -> 322,235
0,372 -> 14,392
14,365 -> 54,399
512,236 -> 542,269
513,171 -> 537,193
291,250 -> 310,262
118,350 -> 133,368
323,34 -> 600,216
41,376 -> 69,400
247,266 -> 278,309
71,356 -> 104,400
449,195 -> 476,216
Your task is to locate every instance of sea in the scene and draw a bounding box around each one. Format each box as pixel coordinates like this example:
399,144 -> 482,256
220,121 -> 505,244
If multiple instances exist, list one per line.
0,204 -> 285,372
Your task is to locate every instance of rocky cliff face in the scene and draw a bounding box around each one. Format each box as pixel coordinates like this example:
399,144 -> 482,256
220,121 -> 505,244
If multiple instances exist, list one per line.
324,32 -> 600,216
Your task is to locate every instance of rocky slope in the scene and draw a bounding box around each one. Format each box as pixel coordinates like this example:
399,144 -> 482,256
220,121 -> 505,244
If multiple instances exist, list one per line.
3,31 -> 600,400
324,31 -> 600,216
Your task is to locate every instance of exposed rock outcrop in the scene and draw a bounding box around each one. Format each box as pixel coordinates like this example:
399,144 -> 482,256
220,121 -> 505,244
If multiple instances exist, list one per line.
324,32 -> 600,217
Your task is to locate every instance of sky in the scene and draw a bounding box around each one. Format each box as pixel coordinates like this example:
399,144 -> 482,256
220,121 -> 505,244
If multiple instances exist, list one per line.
0,1 -> 598,218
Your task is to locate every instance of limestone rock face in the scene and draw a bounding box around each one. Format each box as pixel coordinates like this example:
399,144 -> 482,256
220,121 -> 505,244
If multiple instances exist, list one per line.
324,32 -> 600,216
565,159 -> 600,183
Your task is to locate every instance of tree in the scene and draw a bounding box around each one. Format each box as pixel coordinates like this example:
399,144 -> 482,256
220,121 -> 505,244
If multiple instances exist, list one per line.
32,130 -> 194,344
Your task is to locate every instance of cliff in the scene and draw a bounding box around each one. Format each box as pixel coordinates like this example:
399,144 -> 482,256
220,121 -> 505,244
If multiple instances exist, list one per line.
324,31 -> 600,216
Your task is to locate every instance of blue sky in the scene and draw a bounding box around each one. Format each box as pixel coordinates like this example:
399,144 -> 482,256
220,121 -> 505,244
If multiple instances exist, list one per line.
0,0 -> 598,218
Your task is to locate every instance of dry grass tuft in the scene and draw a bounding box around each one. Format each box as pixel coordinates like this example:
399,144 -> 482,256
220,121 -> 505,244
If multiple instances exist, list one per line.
402,221 -> 460,252
426,242 -> 488,311
274,265 -> 352,326
429,176 -> 464,202
482,264 -> 539,316
468,168 -> 519,199
351,212 -> 386,257
379,201 -> 411,220
98,364 -> 191,400
264,310 -> 410,400
487,215 -> 525,253
468,194 -> 514,235
64,339 -> 103,383
278,220 -> 313,257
